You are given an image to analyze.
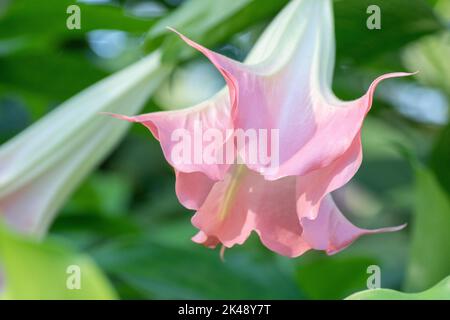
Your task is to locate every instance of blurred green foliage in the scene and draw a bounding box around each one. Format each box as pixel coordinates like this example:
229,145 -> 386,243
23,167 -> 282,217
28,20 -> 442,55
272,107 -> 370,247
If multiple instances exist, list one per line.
405,166 -> 450,291
0,0 -> 449,299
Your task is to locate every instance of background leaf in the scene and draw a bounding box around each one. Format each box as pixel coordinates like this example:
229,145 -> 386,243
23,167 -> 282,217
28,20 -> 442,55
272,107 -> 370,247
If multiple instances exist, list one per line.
430,123 -> 450,193
404,166 -> 450,292
0,225 -> 117,300
346,276 -> 450,300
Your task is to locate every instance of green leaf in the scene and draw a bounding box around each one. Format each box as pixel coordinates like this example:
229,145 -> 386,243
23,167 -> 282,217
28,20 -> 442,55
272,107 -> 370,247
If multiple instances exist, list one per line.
404,166 -> 450,291
346,276 -> 450,300
0,225 -> 117,299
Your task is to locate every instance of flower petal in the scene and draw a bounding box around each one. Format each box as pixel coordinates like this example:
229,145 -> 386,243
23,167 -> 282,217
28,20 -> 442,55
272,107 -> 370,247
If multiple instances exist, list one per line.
109,91 -> 233,181
170,2 -> 415,180
192,166 -> 310,257
296,135 -> 362,220
175,170 -> 215,210
300,195 -> 406,255
108,1 -> 322,182
249,174 -> 311,257
191,165 -> 254,248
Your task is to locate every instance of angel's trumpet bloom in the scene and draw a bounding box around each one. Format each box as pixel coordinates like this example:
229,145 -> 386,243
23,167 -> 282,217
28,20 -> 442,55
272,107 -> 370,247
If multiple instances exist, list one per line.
0,52 -> 170,236
112,0 -> 409,257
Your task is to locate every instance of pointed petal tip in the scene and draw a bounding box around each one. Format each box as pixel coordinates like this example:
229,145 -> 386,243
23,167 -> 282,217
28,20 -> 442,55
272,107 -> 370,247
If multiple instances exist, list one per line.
99,112 -> 137,123
373,222 -> 408,233
371,71 -> 417,85
325,223 -> 407,256
164,25 -> 239,114
395,71 -> 419,78
364,71 -> 419,107
166,26 -> 192,44
166,26 -> 180,35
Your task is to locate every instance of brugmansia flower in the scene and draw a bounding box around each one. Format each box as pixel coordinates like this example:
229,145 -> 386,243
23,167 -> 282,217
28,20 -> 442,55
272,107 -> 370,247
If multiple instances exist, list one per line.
0,52 -> 170,236
111,0 -> 410,257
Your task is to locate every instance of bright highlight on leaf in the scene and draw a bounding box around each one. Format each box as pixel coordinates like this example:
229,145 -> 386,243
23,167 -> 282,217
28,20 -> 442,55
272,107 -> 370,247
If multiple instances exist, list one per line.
346,276 -> 450,300
0,225 -> 117,300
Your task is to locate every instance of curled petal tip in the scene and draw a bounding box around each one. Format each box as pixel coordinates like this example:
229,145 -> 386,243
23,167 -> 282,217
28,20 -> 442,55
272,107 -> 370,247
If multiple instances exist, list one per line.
364,223 -> 408,235
377,223 -> 408,233
325,223 -> 408,256
99,112 -> 137,123
398,71 -> 419,77
166,26 -> 184,39
166,26 -> 178,34
372,71 -> 418,84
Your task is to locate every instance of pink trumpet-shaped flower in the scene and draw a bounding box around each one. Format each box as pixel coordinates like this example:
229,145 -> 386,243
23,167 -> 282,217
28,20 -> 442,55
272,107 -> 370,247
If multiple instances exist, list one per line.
111,0 -> 409,257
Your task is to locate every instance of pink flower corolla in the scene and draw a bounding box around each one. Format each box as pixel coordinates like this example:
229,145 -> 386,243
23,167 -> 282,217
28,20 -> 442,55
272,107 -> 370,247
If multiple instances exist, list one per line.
111,0 -> 409,257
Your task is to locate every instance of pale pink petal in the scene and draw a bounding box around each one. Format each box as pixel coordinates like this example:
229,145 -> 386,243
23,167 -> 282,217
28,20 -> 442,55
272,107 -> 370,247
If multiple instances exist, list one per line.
249,174 -> 311,257
301,195 -> 406,255
293,73 -> 416,222
170,30 -> 415,180
192,166 -> 310,257
167,28 -> 241,115
191,165 -> 254,248
108,91 -> 232,181
175,170 -> 215,210
296,135 -> 362,220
